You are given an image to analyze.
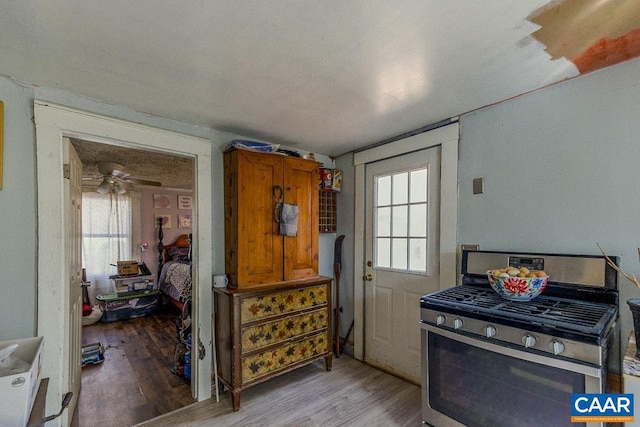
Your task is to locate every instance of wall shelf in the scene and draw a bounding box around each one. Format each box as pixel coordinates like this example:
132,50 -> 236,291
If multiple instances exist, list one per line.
319,191 -> 337,233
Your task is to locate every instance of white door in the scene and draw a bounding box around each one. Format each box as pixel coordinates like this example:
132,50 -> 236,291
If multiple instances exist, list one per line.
64,137 -> 83,420
364,147 -> 441,383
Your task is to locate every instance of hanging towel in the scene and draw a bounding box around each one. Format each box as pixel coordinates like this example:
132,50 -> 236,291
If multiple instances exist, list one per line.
279,203 -> 299,237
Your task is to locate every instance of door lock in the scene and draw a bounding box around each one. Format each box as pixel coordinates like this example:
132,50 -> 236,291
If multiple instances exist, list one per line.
363,274 -> 373,281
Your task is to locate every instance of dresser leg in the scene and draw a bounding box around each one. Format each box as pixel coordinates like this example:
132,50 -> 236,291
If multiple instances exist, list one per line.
325,354 -> 333,371
232,389 -> 241,411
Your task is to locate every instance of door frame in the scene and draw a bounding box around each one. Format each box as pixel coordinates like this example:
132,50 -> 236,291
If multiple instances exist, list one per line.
352,122 -> 459,360
35,101 -> 213,423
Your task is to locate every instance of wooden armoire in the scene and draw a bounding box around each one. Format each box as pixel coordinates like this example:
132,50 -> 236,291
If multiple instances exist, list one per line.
223,148 -> 320,288
216,148 -> 333,411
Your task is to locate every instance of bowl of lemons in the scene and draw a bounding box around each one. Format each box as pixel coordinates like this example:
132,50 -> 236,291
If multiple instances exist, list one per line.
487,267 -> 549,301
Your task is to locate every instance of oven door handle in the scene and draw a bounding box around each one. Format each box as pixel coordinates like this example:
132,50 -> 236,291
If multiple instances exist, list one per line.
420,322 -> 602,378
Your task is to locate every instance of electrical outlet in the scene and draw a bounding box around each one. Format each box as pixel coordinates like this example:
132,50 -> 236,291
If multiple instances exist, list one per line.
461,244 -> 479,251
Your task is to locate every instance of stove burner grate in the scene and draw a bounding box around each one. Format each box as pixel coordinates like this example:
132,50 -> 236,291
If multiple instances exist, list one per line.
423,285 -> 617,335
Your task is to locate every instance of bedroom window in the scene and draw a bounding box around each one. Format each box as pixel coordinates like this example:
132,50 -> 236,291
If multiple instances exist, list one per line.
82,192 -> 133,302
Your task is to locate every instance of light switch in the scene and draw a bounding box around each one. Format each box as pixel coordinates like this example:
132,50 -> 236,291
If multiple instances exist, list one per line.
473,177 -> 484,194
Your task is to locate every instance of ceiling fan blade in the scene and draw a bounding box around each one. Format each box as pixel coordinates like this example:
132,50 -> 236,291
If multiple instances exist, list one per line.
125,177 -> 162,187
97,162 -> 125,176
111,169 -> 129,179
118,180 -> 134,191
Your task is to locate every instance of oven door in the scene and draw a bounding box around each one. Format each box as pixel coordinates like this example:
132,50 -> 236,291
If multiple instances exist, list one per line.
421,324 -> 603,427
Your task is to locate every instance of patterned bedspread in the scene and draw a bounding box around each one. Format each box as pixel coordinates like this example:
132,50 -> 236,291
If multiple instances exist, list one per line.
158,261 -> 192,302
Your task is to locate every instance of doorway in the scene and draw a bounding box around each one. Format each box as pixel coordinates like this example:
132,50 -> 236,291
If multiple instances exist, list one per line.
72,138 -> 196,424
352,123 -> 459,370
35,101 -> 213,426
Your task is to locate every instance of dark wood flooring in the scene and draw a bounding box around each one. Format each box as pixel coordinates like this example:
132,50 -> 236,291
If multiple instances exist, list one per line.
71,304 -> 194,427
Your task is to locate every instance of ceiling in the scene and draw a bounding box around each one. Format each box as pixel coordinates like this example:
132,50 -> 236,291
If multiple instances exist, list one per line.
71,138 -> 194,190
2,0 -> 640,164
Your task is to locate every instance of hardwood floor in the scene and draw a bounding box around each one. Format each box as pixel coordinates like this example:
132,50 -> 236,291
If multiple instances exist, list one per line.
135,355 -> 422,427
71,304 -> 194,427
71,305 -> 422,427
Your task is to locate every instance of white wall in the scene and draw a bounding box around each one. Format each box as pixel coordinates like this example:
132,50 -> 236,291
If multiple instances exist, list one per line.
0,77 -> 37,339
334,57 -> 640,368
335,153 -> 355,341
458,56 -> 640,370
0,76 -> 337,342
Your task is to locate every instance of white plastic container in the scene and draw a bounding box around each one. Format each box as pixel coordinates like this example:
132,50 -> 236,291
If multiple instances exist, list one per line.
0,337 -> 44,427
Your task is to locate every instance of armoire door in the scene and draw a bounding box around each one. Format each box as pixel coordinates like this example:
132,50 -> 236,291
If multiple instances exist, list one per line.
283,157 -> 319,281
224,149 -> 284,286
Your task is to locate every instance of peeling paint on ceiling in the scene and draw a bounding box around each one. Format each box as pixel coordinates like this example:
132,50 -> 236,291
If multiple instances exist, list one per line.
3,1 -> 638,158
530,0 -> 640,73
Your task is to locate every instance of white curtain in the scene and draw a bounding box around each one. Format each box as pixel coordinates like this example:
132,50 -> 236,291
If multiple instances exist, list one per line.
82,192 -> 132,304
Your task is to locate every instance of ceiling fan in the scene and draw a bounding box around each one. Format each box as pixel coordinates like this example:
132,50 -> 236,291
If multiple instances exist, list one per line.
85,162 -> 162,194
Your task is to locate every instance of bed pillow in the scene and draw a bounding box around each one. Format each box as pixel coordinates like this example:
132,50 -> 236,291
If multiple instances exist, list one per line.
168,246 -> 190,263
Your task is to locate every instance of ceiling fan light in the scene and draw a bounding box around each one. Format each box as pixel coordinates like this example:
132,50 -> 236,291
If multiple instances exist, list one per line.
96,180 -> 111,194
115,183 -> 128,195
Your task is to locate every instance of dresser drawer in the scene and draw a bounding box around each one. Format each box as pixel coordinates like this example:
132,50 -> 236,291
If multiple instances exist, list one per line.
240,284 -> 328,324
241,307 -> 328,354
241,330 -> 330,383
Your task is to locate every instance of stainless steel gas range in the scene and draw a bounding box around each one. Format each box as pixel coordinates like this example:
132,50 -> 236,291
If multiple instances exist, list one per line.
420,250 -> 620,427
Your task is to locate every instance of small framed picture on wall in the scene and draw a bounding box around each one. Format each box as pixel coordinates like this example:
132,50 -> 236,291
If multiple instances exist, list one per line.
178,195 -> 192,210
178,214 -> 192,229
155,214 -> 172,229
154,193 -> 171,209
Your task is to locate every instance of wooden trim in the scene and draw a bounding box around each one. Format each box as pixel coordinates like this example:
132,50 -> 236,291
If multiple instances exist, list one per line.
34,101 -> 214,418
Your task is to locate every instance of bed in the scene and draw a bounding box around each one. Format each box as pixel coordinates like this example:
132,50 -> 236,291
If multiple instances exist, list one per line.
156,219 -> 192,311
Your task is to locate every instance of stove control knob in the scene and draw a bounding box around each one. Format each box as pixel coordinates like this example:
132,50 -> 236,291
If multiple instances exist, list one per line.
453,318 -> 464,330
550,340 -> 565,355
435,315 -> 446,326
523,335 -> 537,348
485,326 -> 496,338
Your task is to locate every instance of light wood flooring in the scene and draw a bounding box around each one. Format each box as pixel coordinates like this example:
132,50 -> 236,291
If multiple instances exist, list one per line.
71,304 -> 194,427
135,354 -> 422,427
72,305 -> 422,427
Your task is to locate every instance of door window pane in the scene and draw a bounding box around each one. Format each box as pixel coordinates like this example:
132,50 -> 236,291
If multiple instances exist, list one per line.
392,205 -> 408,237
409,238 -> 427,271
409,204 -> 427,237
377,238 -> 391,268
392,172 -> 408,204
392,238 -> 408,269
377,175 -> 391,206
410,169 -> 428,203
377,207 -> 391,237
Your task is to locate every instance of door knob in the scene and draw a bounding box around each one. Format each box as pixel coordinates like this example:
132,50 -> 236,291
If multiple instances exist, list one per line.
363,274 -> 373,281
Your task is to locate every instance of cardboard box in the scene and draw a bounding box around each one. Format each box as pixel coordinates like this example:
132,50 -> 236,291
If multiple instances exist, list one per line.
117,260 -> 139,276
0,336 -> 44,427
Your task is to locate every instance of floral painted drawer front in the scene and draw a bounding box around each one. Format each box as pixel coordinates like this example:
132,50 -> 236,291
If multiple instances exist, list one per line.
241,308 -> 328,353
240,284 -> 328,323
241,331 -> 329,382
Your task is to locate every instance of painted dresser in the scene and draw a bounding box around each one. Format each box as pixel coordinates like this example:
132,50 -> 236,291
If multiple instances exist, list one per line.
214,278 -> 333,411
